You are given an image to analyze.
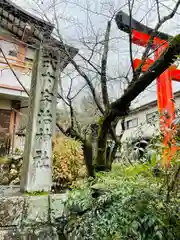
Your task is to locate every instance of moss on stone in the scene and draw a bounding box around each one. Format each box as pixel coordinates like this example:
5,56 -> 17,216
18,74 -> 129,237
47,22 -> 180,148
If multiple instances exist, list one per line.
0,156 -> 11,165
24,191 -> 48,196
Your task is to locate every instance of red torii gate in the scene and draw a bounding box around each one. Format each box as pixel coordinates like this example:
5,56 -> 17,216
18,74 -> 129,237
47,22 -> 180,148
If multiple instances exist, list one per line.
115,11 -> 180,166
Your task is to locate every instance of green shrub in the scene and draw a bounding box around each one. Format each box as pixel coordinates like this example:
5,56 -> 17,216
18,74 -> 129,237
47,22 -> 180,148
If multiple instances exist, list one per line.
65,163 -> 180,240
52,136 -> 86,188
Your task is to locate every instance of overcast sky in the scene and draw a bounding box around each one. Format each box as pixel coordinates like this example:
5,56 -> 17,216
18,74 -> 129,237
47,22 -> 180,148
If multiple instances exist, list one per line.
11,0 -> 180,109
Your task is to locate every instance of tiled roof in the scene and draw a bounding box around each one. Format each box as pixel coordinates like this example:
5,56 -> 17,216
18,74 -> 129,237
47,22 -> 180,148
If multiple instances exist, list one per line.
0,0 -> 54,43
130,90 -> 180,114
0,0 -> 78,69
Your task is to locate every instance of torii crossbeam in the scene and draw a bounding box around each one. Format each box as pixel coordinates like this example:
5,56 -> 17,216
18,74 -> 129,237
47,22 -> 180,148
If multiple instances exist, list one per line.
115,11 -> 180,166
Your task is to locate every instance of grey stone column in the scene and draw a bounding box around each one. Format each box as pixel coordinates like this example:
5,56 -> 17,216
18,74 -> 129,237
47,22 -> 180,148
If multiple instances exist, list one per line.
20,47 -> 60,193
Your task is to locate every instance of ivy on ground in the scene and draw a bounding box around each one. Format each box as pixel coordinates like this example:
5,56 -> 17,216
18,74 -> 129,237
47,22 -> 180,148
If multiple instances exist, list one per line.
64,163 -> 180,240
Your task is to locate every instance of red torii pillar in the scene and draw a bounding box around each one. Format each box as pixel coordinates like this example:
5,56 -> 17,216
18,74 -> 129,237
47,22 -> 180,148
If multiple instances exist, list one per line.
132,30 -> 180,166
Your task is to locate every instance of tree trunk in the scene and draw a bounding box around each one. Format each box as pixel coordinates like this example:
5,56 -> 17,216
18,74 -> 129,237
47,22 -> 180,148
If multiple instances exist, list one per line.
56,124 -> 95,177
110,142 -> 119,164
67,129 -> 95,177
96,35 -> 180,171
82,140 -> 95,177
95,113 -> 114,172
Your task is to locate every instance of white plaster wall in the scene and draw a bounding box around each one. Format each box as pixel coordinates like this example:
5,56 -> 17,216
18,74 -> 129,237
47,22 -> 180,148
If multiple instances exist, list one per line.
116,105 -> 158,141
0,40 -> 34,92
117,95 -> 180,141
0,64 -> 32,90
175,96 -> 180,108
116,96 -> 180,141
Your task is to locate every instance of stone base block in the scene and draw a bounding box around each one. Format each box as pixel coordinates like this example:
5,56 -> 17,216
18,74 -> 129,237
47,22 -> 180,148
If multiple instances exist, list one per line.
0,192 -> 68,240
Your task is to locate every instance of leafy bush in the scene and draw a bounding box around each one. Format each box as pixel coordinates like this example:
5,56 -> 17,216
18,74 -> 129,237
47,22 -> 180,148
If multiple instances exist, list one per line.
64,163 -> 180,240
52,136 -> 86,188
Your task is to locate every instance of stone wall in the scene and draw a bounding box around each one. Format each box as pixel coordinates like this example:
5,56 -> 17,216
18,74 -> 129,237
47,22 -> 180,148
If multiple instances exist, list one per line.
0,155 -> 75,239
0,193 -> 68,239
0,157 -> 78,239
0,156 -> 22,185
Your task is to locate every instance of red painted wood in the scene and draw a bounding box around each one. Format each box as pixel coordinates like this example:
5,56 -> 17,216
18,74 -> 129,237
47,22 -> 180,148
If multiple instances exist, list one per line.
132,29 -> 168,48
133,58 -> 180,81
155,46 -> 176,166
131,28 -> 179,166
133,58 -> 154,71
171,68 -> 180,81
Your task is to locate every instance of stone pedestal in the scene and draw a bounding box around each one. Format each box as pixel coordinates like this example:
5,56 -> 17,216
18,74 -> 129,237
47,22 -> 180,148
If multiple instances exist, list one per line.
0,193 -> 68,239
20,48 -> 60,192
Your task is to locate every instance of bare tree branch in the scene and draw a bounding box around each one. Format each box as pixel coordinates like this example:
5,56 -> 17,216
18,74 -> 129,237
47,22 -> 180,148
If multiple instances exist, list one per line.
135,0 -> 180,79
78,53 -> 101,75
67,56 -> 104,113
0,48 -> 29,96
56,122 -> 67,135
155,0 -> 161,23
101,20 -> 111,109
110,117 -> 125,162
68,99 -> 74,128
128,0 -> 135,76
112,33 -> 180,114
67,76 -> 73,99
31,0 -> 180,171
50,3 -> 104,114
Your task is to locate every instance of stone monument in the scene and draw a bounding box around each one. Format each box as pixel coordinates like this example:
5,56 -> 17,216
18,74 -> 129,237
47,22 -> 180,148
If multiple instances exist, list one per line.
20,47 -> 60,192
